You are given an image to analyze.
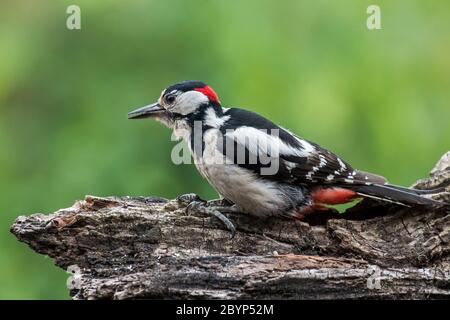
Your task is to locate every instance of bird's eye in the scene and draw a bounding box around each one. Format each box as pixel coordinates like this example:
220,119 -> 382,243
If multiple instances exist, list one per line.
165,95 -> 175,104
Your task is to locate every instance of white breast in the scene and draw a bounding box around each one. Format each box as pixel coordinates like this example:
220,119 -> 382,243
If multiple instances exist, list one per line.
191,129 -> 289,216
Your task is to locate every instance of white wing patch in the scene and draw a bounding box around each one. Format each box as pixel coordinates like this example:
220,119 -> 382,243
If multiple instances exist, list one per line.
225,126 -> 315,158
297,140 -> 315,157
281,126 -> 315,157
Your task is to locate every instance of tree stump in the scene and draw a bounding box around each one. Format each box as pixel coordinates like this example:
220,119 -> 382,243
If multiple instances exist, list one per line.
10,152 -> 450,299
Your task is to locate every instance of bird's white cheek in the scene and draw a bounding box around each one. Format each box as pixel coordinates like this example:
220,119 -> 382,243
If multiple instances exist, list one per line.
170,91 -> 209,115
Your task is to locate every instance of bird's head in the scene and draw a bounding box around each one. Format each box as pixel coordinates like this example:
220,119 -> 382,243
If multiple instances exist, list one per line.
128,80 -> 221,128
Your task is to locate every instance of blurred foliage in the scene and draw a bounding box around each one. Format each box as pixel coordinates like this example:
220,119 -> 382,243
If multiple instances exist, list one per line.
0,0 -> 449,299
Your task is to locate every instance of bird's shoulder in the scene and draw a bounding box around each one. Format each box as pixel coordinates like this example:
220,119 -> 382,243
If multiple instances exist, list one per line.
221,107 -> 301,147
222,107 -> 279,129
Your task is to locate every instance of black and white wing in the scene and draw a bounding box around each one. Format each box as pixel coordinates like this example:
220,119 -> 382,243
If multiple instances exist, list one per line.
220,108 -> 381,186
220,108 -> 443,206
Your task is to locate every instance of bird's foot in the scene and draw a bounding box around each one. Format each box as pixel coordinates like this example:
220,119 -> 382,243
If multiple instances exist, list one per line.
186,201 -> 237,238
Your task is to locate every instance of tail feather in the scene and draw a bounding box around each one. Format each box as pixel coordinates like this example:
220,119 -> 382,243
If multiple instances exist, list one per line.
385,184 -> 447,195
345,183 -> 445,207
349,169 -> 446,206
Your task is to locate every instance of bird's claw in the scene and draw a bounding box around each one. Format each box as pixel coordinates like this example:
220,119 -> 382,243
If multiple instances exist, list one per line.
186,201 -> 236,238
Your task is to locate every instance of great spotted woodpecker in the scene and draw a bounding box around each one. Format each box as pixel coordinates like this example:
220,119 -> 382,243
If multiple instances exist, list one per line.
128,80 -> 444,234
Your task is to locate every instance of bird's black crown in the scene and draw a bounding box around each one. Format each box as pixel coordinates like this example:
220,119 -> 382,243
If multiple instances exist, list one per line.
165,80 -> 207,94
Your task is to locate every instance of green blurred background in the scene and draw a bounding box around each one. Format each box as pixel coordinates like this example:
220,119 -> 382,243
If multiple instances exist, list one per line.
0,0 -> 449,299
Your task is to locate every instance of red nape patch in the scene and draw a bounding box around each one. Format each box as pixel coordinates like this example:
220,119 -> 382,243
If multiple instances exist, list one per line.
312,188 -> 359,205
194,86 -> 221,104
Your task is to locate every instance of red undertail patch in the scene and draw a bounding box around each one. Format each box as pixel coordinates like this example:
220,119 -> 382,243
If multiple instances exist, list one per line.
313,188 -> 359,205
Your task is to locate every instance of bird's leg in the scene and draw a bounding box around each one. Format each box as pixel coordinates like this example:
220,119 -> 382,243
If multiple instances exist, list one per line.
206,197 -> 234,207
186,201 -> 237,238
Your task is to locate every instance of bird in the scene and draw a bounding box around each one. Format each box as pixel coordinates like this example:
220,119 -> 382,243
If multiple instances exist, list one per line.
128,80 -> 445,234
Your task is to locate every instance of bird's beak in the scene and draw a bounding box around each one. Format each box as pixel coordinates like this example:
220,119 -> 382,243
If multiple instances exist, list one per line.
128,103 -> 165,119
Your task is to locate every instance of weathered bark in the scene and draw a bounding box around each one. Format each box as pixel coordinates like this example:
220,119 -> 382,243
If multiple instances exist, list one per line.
10,152 -> 450,299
